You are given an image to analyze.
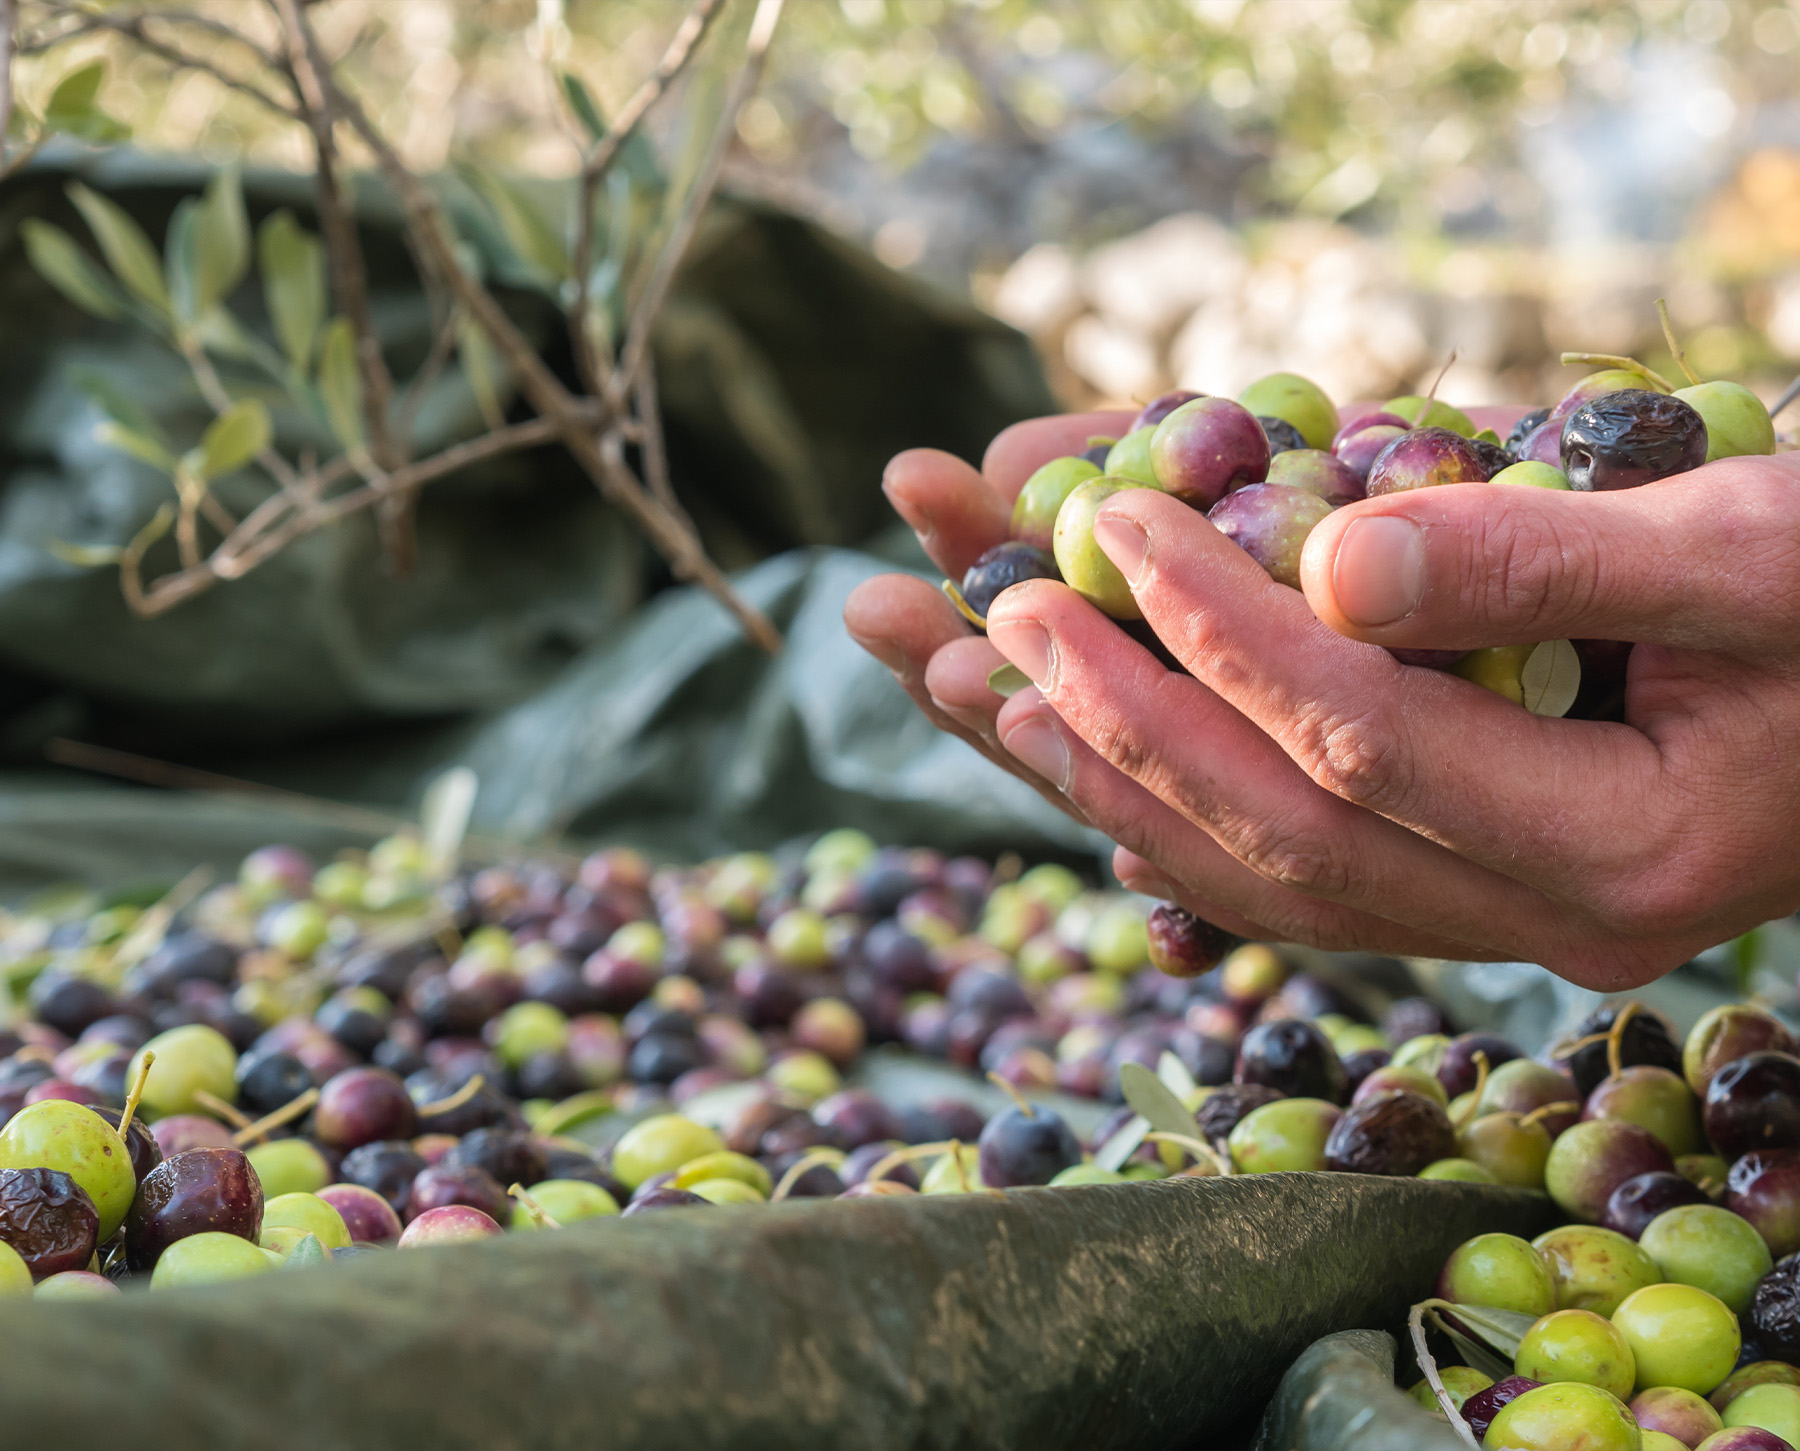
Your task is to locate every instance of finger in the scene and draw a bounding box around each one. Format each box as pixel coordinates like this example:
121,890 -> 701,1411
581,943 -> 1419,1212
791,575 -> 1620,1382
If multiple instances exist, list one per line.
992,685 -> 1501,958
982,410 -> 1137,502
881,449 -> 1012,577
1086,488 -> 1668,899
983,576 -> 1576,958
843,574 -> 1092,826
1298,454 -> 1800,657
1465,405 -> 1530,435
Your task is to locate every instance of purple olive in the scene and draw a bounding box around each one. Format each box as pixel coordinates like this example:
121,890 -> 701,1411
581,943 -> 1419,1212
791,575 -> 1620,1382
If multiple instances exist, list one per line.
1365,427 -> 1490,495
1148,397 -> 1271,508
1206,483 -> 1334,589
1265,448 -> 1364,506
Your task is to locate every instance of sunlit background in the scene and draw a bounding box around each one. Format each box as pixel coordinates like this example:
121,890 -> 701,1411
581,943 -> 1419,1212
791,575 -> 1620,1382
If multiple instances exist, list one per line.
18,0 -> 1800,410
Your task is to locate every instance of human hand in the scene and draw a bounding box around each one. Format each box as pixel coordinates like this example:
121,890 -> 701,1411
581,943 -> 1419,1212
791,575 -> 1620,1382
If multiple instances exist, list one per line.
847,410 -> 1800,988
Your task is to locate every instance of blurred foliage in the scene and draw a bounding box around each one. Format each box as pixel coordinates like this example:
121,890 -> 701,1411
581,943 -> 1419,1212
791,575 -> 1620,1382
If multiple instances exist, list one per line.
15,0 -> 1800,238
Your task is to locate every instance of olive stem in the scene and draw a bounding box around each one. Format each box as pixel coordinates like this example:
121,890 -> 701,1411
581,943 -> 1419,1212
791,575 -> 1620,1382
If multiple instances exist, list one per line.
1558,352 -> 1677,394
114,1049 -> 155,1144
193,1088 -> 253,1131
416,1073 -> 486,1118
771,1147 -> 847,1202
1141,1130 -> 1230,1177
940,579 -> 987,631
1453,1051 -> 1490,1131
1409,1300 -> 1482,1449
1656,299 -> 1703,386
508,1182 -> 562,1229
1519,1100 -> 1579,1131
231,1086 -> 321,1147
985,1070 -> 1036,1118
1422,347 -> 1458,406
862,1140 -> 953,1186
1605,1002 -> 1639,1081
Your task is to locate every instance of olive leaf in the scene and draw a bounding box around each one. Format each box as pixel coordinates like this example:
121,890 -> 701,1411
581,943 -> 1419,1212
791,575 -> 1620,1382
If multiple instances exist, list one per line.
1118,1062 -> 1199,1140
67,181 -> 170,317
986,664 -> 1031,698
192,166 -> 249,316
197,400 -> 272,481
1156,1049 -> 1198,1104
1417,1298 -> 1535,1382
47,538 -> 126,568
162,197 -> 201,324
459,164 -> 569,284
316,317 -> 365,451
1408,1303 -> 1482,1450
21,220 -> 128,320
284,1233 -> 329,1269
457,314 -> 508,430
43,62 -> 129,143
1520,639 -> 1580,718
96,421 -> 177,472
561,71 -> 607,142
257,211 -> 325,371
71,367 -> 167,443
1093,1114 -> 1150,1173
420,766 -> 479,880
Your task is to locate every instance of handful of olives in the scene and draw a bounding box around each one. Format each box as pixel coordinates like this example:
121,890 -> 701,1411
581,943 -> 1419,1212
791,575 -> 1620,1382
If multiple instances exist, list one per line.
949,321 -> 1780,723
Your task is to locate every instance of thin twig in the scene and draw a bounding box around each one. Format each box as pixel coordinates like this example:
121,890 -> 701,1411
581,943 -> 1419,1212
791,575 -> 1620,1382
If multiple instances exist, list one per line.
269,0 -> 398,470
141,414 -> 563,608
27,5 -> 300,119
634,365 -> 689,525
614,0 -> 787,403
568,0 -> 727,390
297,8 -> 781,650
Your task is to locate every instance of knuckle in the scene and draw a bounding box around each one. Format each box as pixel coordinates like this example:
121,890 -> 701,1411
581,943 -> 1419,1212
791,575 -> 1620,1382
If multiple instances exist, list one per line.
1233,811 -> 1355,898
1305,708 -> 1413,811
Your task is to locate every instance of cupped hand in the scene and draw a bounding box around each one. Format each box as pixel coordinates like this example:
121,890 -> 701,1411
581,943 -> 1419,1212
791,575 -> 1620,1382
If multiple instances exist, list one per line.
846,409 -> 1800,988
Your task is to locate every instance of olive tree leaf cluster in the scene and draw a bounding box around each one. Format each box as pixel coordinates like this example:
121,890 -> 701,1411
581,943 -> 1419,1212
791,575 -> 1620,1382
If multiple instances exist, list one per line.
3,0 -> 787,649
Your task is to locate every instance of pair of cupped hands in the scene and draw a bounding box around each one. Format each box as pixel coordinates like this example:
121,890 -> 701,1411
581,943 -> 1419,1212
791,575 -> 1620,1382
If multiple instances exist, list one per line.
843,404 -> 1800,989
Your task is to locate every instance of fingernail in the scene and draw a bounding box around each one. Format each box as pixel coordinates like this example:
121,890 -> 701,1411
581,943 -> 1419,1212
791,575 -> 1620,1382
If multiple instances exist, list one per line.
1120,867 -> 1176,898
1332,515 -> 1426,626
986,618 -> 1055,688
1001,716 -> 1072,791
1093,512 -> 1149,586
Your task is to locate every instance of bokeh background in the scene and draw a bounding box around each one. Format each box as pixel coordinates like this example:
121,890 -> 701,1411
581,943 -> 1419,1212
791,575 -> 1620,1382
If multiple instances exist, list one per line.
20,0 -> 1800,412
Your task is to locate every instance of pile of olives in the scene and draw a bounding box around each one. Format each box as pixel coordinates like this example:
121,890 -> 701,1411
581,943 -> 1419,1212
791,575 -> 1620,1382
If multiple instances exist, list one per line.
1399,1000 -> 1800,1450
956,351 -> 1779,720
0,827 -> 1462,1294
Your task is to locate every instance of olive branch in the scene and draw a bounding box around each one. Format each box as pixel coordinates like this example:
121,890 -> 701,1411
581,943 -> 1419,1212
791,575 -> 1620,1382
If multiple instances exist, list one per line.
1,0 -> 786,650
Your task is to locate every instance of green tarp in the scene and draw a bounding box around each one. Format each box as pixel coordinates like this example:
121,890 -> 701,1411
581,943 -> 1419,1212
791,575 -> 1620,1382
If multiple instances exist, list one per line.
0,1174 -> 1554,1450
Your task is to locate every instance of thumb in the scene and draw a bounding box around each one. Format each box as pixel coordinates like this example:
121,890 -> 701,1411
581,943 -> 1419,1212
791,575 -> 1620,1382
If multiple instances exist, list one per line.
1297,455 -> 1800,657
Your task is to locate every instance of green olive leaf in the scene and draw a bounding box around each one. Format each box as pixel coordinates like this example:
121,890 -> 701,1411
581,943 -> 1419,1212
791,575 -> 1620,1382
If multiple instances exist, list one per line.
192,166 -> 249,315
1155,1049 -> 1198,1104
283,1233 -> 329,1269
459,163 -> 569,285
257,210 -> 325,371
985,663 -> 1031,698
46,538 -> 125,568
162,196 -> 201,324
71,367 -> 167,443
420,765 -> 478,880
198,400 -> 271,480
560,71 -> 607,142
1520,639 -> 1580,718
1118,1062 -> 1199,1140
21,220 -> 128,320
1092,1113 -> 1150,1173
95,421 -> 177,473
456,314 -> 508,430
43,62 -> 129,143
1419,1299 -> 1535,1380
66,182 -> 170,316
316,317 -> 365,450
